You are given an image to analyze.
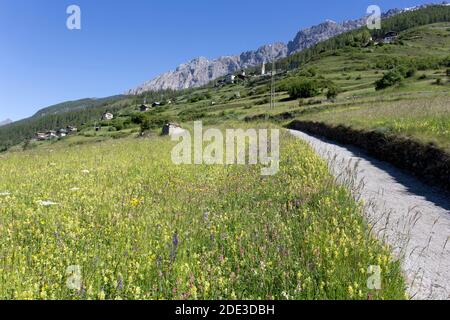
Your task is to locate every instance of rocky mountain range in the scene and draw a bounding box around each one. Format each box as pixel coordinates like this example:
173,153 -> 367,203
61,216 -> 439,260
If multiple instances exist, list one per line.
0,119 -> 12,127
129,43 -> 288,94
128,3 -> 444,94
286,18 -> 367,55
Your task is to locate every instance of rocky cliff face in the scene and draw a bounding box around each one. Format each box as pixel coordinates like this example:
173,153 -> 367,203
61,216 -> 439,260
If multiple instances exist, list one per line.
128,3 -> 438,94
286,18 -> 367,55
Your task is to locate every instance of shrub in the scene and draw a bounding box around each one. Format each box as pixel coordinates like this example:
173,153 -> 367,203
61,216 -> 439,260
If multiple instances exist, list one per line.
306,99 -> 322,106
140,117 -> 151,133
255,86 -> 269,95
255,97 -> 270,105
444,56 -> 450,68
375,70 -> 403,90
276,78 -> 296,91
405,68 -> 416,78
131,114 -> 146,125
188,92 -> 212,103
288,79 -> 320,99
397,65 -> 416,78
113,121 -> 124,131
435,78 -> 442,85
446,69 -> 450,77
326,85 -> 340,101
179,110 -> 206,121
298,67 -> 317,77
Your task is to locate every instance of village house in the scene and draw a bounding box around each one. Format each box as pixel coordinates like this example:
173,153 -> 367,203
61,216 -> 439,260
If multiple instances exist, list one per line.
139,104 -> 151,112
383,31 -> 398,44
57,128 -> 68,137
35,127 -> 76,141
46,130 -> 57,139
35,132 -> 47,141
102,112 -> 114,121
225,74 -> 235,84
67,126 -> 78,133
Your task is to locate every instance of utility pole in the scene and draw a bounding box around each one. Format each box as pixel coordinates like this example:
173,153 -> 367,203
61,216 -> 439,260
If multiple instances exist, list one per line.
270,45 -> 276,110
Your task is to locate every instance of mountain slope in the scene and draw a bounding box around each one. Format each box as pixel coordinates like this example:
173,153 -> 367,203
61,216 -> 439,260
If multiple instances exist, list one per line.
0,119 -> 12,127
33,96 -> 125,118
0,96 -> 132,149
129,3 -> 446,94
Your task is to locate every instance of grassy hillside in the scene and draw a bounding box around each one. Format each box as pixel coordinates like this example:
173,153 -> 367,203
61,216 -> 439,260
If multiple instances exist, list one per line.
0,97 -> 133,149
241,23 -> 450,151
285,23 -> 450,151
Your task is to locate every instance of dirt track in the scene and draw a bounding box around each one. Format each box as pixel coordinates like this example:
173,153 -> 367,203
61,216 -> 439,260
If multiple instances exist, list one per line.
289,129 -> 450,300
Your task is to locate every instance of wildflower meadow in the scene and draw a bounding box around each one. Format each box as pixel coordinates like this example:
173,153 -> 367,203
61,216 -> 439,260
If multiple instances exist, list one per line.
0,130 -> 406,299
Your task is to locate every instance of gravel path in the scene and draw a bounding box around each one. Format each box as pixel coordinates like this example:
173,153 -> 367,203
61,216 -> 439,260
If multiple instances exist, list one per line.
289,129 -> 450,300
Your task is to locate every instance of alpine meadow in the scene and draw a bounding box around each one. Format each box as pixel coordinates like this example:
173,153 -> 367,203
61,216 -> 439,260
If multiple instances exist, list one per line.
1,1 -> 450,304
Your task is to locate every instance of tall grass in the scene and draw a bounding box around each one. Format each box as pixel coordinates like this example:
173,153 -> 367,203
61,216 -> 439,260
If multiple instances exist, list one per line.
0,130 -> 405,300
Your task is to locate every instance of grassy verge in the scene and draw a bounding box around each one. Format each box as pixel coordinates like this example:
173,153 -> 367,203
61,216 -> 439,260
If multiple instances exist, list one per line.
297,94 -> 450,152
0,128 -> 405,300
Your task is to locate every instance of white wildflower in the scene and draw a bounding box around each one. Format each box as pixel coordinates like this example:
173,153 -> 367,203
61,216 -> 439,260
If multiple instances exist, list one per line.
37,200 -> 58,207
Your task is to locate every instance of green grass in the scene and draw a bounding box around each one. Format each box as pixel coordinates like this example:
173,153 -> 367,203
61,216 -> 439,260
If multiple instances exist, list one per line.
0,128 -> 406,300
297,90 -> 450,151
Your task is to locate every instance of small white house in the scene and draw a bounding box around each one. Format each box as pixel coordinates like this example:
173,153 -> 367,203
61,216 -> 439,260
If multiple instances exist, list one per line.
225,74 -> 235,84
36,132 -> 47,141
46,131 -> 58,139
57,128 -> 68,137
102,112 -> 114,121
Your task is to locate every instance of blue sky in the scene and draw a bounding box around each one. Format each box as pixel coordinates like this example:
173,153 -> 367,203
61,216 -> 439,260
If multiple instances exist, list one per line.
0,0 -> 434,121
